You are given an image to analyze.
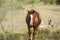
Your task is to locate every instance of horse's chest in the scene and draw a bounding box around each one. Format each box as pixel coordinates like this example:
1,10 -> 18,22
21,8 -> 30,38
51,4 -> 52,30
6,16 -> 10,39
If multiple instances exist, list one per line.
29,14 -> 39,26
26,14 -> 40,27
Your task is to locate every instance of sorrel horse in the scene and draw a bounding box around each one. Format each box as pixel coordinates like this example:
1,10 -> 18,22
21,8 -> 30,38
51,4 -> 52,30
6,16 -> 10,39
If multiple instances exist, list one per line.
26,9 -> 41,40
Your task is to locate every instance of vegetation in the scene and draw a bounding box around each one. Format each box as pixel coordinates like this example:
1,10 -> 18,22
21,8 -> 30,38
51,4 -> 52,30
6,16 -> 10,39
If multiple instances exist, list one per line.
43,0 -> 60,5
0,0 -> 60,7
0,28 -> 60,40
0,0 -> 60,40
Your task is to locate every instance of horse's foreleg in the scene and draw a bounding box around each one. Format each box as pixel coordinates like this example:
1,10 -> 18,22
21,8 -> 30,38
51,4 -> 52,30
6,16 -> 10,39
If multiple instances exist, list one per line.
28,27 -> 32,40
33,27 -> 38,40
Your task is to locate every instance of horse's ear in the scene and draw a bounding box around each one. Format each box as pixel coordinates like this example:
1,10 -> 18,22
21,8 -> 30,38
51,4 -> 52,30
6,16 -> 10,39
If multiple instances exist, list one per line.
32,10 -> 35,13
27,10 -> 30,13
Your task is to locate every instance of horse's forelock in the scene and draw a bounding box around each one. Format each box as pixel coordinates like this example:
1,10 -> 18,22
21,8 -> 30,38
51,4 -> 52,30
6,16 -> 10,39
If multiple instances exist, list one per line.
30,9 -> 35,13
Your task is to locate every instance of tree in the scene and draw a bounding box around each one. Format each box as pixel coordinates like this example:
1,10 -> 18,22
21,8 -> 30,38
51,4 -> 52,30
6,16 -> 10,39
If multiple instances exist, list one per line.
56,0 -> 60,5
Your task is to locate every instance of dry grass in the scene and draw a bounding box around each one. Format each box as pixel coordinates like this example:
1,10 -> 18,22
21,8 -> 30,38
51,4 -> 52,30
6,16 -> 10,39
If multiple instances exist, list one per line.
0,2 -> 60,40
0,4 -> 60,33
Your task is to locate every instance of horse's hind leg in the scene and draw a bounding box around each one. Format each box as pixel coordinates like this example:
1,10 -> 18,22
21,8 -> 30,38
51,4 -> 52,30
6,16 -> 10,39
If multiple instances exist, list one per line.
28,26 -> 32,40
33,27 -> 38,40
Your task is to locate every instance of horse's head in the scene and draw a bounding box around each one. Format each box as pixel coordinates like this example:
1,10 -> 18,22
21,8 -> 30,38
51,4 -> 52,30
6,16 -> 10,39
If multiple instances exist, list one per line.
27,9 -> 35,14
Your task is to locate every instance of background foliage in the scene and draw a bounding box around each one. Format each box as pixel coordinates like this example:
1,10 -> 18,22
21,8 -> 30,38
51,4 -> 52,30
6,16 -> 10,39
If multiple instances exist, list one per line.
0,0 -> 60,40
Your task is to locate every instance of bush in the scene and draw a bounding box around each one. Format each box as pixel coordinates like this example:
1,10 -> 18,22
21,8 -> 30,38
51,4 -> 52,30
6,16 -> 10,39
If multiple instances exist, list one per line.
56,0 -> 60,5
43,0 -> 60,5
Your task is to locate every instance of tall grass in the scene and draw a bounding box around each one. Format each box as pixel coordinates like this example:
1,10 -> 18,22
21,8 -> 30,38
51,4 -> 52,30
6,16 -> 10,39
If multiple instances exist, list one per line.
0,0 -> 60,40
0,27 -> 60,40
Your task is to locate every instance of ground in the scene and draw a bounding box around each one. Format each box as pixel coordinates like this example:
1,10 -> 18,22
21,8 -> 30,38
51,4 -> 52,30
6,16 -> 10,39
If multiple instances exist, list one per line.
0,4 -> 60,33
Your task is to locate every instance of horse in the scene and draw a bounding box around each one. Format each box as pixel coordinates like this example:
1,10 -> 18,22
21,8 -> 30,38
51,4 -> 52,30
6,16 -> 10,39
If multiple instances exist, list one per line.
26,9 -> 41,40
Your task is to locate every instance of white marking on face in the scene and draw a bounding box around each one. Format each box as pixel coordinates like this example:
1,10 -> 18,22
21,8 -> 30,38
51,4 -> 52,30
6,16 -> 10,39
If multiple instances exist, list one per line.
30,14 -> 33,26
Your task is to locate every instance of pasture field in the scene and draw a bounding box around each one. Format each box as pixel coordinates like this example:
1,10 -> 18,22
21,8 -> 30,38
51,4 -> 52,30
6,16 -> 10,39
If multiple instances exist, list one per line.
0,1 -> 60,40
